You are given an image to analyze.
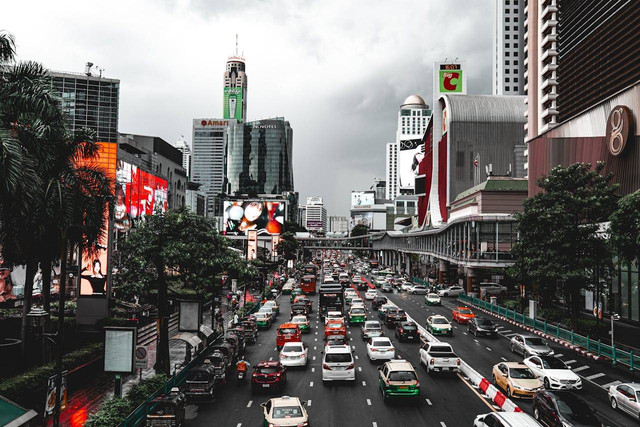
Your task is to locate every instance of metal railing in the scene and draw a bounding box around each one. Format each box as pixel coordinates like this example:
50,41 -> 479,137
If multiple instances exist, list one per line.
459,294 -> 639,371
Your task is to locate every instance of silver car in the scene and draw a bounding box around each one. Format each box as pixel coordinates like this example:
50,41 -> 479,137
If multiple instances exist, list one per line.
609,382 -> 640,420
361,320 -> 383,340
510,334 -> 554,357
437,285 -> 465,297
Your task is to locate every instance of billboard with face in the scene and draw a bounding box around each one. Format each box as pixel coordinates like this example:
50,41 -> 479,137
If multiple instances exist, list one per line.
223,201 -> 285,235
350,212 -> 373,230
223,87 -> 243,120
350,192 -> 375,208
115,160 -> 168,230
398,138 -> 424,189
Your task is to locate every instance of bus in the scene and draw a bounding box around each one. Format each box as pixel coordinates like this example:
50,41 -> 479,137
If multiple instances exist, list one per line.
369,259 -> 379,269
319,283 -> 344,317
303,263 -> 318,277
300,274 -> 317,295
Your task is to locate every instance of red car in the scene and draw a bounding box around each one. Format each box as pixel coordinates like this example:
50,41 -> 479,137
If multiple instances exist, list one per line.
276,323 -> 301,349
452,306 -> 475,324
251,361 -> 286,392
324,320 -> 347,340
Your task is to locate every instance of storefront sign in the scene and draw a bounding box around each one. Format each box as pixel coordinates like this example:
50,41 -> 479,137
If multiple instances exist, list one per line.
606,105 -> 632,156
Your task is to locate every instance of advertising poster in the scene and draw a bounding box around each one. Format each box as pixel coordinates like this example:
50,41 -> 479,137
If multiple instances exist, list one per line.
247,230 -> 258,261
439,63 -> 463,93
104,327 -> 136,373
114,161 -> 168,230
306,220 -> 324,231
350,192 -> 375,208
272,235 -> 280,258
350,212 -> 373,230
223,201 -> 285,235
223,87 -> 243,120
44,371 -> 68,416
398,138 -> 424,189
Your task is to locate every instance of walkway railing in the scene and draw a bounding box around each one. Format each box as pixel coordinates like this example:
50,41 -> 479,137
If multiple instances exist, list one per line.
459,294 -> 639,371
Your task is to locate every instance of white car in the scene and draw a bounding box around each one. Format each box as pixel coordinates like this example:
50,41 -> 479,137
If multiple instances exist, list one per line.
361,320 -> 383,340
322,345 -> 355,382
425,293 -> 441,305
323,276 -> 335,284
479,282 -> 508,296
375,277 -> 387,287
325,311 -> 344,325
280,342 -> 308,367
438,285 -> 465,297
351,298 -> 364,307
261,396 -> 309,427
258,307 -> 274,318
365,289 -> 377,300
366,337 -> 396,361
523,355 -> 582,390
474,412 -> 541,427
400,283 -> 413,292
408,285 -> 428,294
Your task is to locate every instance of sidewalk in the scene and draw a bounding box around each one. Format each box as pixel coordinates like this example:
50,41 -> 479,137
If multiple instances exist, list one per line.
49,306 -> 231,427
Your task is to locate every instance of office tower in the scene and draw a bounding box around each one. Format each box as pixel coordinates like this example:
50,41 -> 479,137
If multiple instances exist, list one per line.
493,0 -> 526,95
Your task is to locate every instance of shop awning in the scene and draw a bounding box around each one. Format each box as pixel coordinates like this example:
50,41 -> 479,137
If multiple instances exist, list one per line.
199,324 -> 214,338
171,332 -> 202,347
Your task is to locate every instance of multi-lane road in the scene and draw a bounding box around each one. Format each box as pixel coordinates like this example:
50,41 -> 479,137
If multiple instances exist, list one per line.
188,276 -> 637,426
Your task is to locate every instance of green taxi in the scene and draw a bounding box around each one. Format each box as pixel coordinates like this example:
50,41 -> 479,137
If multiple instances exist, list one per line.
290,288 -> 302,302
426,315 -> 453,336
424,293 -> 441,306
378,360 -> 420,401
348,306 -> 366,324
291,315 -> 310,333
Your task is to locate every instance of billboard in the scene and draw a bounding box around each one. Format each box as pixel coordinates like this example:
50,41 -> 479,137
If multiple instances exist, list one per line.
306,220 -> 324,231
350,212 -> 373,230
223,87 -> 243,120
223,201 -> 285,235
115,160 -> 168,231
438,63 -> 464,93
350,192 -> 375,208
398,138 -> 424,189
247,230 -> 258,260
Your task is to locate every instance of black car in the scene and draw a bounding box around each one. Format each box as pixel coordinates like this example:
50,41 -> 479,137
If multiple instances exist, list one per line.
532,390 -> 600,426
372,295 -> 388,309
395,321 -> 419,342
290,303 -> 309,318
467,317 -> 497,337
295,296 -> 313,313
384,308 -> 407,328
381,283 -> 393,293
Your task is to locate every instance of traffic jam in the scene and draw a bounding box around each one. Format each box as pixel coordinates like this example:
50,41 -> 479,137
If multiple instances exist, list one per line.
168,252 -> 636,426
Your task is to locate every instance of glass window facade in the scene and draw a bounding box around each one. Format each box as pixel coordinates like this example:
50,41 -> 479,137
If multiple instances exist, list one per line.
611,261 -> 640,322
225,118 -> 294,195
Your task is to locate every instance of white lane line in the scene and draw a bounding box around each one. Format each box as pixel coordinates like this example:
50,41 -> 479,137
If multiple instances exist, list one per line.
495,326 -> 504,330
274,347 -> 278,351
358,366 -> 362,372
463,332 -> 467,335
362,381 -> 367,386
474,339 -> 479,343
426,398 -> 432,405
313,356 -> 316,361
355,355 -> 359,359
500,357 -> 507,361
315,338 -> 318,341
366,399 -> 372,405
315,332 -> 318,335
573,365 -> 590,372
372,422 -> 378,427
501,329 -> 512,334
236,424 -> 242,427
311,367 -> 315,372
586,373 -> 606,380
307,399 -> 312,406
247,400 -> 253,407
564,359 -> 577,364
554,353 -> 564,358
440,423 -> 447,427
314,346 -> 317,350
310,381 -> 314,387
603,380 -> 622,388
269,357 -> 273,361
504,333 -> 516,338
485,347 -> 492,351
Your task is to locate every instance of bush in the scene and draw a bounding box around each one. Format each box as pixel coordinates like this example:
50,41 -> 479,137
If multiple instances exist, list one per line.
502,299 -> 521,311
0,342 -> 103,402
85,374 -> 168,427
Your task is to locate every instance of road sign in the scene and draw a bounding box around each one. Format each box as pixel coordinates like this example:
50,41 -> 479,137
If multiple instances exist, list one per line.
134,345 -> 148,369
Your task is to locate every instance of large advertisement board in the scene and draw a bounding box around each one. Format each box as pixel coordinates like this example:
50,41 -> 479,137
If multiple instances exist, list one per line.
350,192 -> 375,208
398,138 -> 424,189
223,200 -> 285,235
438,63 -> 464,93
247,230 -> 258,260
223,87 -> 243,120
350,212 -> 373,230
115,160 -> 168,231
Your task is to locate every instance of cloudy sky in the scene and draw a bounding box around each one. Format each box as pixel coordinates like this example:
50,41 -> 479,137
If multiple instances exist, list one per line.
6,0 -> 492,216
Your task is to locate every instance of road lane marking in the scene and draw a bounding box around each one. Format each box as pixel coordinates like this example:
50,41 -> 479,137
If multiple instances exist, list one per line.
372,422 -> 377,427
486,347 -> 492,351
315,338 -> 318,341
440,423 -> 447,427
463,332 -> 467,335
269,357 -> 273,361
236,424 -> 242,427
573,365 -> 590,372
355,355 -> 359,359
314,346 -> 317,350
504,333 -> 516,338
500,357 -> 507,361
274,347 -> 278,351
247,400 -> 253,407
586,373 -> 605,380
315,332 -> 318,335
366,399 -> 372,405
554,353 -> 564,358
564,359 -> 577,364
457,373 -> 497,413
307,399 -> 312,406
310,381 -> 314,387
474,339 -> 479,343
311,367 -> 315,372
358,366 -> 362,372
362,381 -> 367,386
426,398 -> 432,405
603,380 -> 622,388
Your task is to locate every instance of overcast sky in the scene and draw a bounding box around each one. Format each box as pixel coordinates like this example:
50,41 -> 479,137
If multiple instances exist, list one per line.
6,0 -> 492,216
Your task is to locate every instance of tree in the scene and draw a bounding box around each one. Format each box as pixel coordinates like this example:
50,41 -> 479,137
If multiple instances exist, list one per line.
284,220 -> 307,233
511,162 -> 618,329
278,232 -> 299,261
350,224 -> 369,237
610,190 -> 640,308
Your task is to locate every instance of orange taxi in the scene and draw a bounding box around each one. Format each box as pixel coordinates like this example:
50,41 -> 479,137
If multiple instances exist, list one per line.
452,306 -> 475,324
324,319 -> 347,340
276,323 -> 301,349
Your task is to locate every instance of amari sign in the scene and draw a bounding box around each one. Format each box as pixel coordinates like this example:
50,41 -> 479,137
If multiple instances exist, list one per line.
606,105 -> 633,156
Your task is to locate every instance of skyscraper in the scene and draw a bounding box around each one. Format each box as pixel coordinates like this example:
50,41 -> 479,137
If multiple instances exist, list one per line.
305,197 -> 327,233
223,50 -> 248,122
385,142 -> 398,200
492,0 -> 526,96
174,135 -> 191,178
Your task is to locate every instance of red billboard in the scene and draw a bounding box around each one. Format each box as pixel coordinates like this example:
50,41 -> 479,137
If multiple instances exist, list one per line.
115,161 -> 168,231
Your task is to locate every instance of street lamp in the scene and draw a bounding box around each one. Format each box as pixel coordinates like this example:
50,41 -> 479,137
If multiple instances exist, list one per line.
610,313 -> 620,347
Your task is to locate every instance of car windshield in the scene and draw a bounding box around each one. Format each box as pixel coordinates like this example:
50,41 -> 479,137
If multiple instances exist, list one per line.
328,323 -> 343,330
432,318 -> 448,325
352,308 -> 365,314
326,353 -> 352,363
389,371 -> 417,381
256,366 -> 279,374
524,337 -> 546,346
372,339 -> 392,347
509,368 -> 536,379
478,319 -> 494,326
283,344 -> 303,352
279,328 -> 297,335
187,371 -> 210,381
555,396 -> 592,416
272,405 -> 303,419
540,357 -> 567,369
255,314 -> 267,319
428,294 -> 439,298
458,309 -> 473,315
365,322 -> 380,328
402,324 -> 417,330
292,316 -> 306,323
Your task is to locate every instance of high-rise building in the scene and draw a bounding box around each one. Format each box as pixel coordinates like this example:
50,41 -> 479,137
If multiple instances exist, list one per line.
385,142 -> 398,199
49,64 -> 120,143
223,54 -> 248,122
225,118 -> 294,195
192,118 -> 236,216
174,135 -> 191,178
328,216 -> 348,234
397,95 -> 430,195
492,0 -> 526,95
297,206 -> 307,229
305,197 -> 326,233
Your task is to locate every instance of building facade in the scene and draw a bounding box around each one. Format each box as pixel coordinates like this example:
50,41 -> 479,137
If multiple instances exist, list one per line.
225,118 -> 294,196
185,182 -> 206,216
328,216 -> 348,234
49,68 -> 120,143
397,95 -> 430,195
223,56 -> 248,122
493,0 -> 526,96
305,197 -> 326,232
175,136 -> 191,178
385,142 -> 398,200
191,119 -> 235,216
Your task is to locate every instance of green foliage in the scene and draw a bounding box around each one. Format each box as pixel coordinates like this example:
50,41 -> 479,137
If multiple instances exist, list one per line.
502,299 -> 521,311
284,220 -> 307,233
350,224 -> 369,237
0,342 -> 103,402
610,190 -> 640,265
85,374 -> 168,427
278,232 -> 299,260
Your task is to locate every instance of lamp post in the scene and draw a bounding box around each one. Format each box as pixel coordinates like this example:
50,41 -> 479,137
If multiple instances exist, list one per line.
610,313 -> 620,347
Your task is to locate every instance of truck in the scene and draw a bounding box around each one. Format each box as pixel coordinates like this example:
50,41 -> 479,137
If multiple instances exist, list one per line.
319,284 -> 344,318
418,342 -> 460,374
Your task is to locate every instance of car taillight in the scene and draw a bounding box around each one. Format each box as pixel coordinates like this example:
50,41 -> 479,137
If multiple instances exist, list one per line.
347,363 -> 354,369
323,363 -> 331,370
457,358 -> 461,365
430,359 -> 435,365
281,354 -> 288,358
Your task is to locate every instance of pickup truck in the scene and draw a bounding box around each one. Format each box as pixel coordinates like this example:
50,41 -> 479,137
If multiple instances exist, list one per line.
418,342 -> 460,374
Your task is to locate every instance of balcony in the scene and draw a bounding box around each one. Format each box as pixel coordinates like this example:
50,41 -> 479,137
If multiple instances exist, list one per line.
541,91 -> 558,104
524,56 -> 529,67
523,148 -> 528,157
541,106 -> 559,120
541,62 -> 558,78
540,77 -> 558,91
524,82 -> 529,93
540,48 -> 558,63
541,19 -> 558,35
541,33 -> 557,48
524,162 -> 528,170
524,30 -> 528,41
541,4 -> 559,19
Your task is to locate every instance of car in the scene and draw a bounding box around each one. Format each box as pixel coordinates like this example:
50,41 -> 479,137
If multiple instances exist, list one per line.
400,283 -> 413,292
608,382 -> 640,420
424,293 -> 441,305
290,315 -> 310,333
426,315 -> 453,336
372,295 -> 388,310
492,362 -> 543,399
473,412 -> 542,427
381,283 -> 394,293
293,296 -> 313,313
467,317 -> 497,337
378,360 -> 420,401
325,336 -> 348,347
532,390 -> 600,426
252,361 -> 287,392
324,311 -> 344,325
408,285 -> 428,295
395,321 -> 419,342
365,289 -> 377,300
384,308 -> 407,328
254,312 -> 273,329
324,320 -> 347,340
279,342 -> 308,367
348,306 -> 366,324
479,282 -> 508,297
361,320 -> 384,340
366,337 -> 396,361
322,344 -> 356,383
289,288 -> 303,302
452,306 -> 475,324
290,303 -> 309,318
523,355 -> 582,390
344,291 -> 357,305
510,334 -> 554,357
260,395 -> 308,427
262,300 -> 280,315
419,342 -> 460,374
281,283 -> 294,295
258,307 -> 275,320
276,324 -> 302,349
323,276 -> 335,284
375,277 -> 387,288
378,304 -> 395,320
437,285 -> 465,297
351,297 -> 364,306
